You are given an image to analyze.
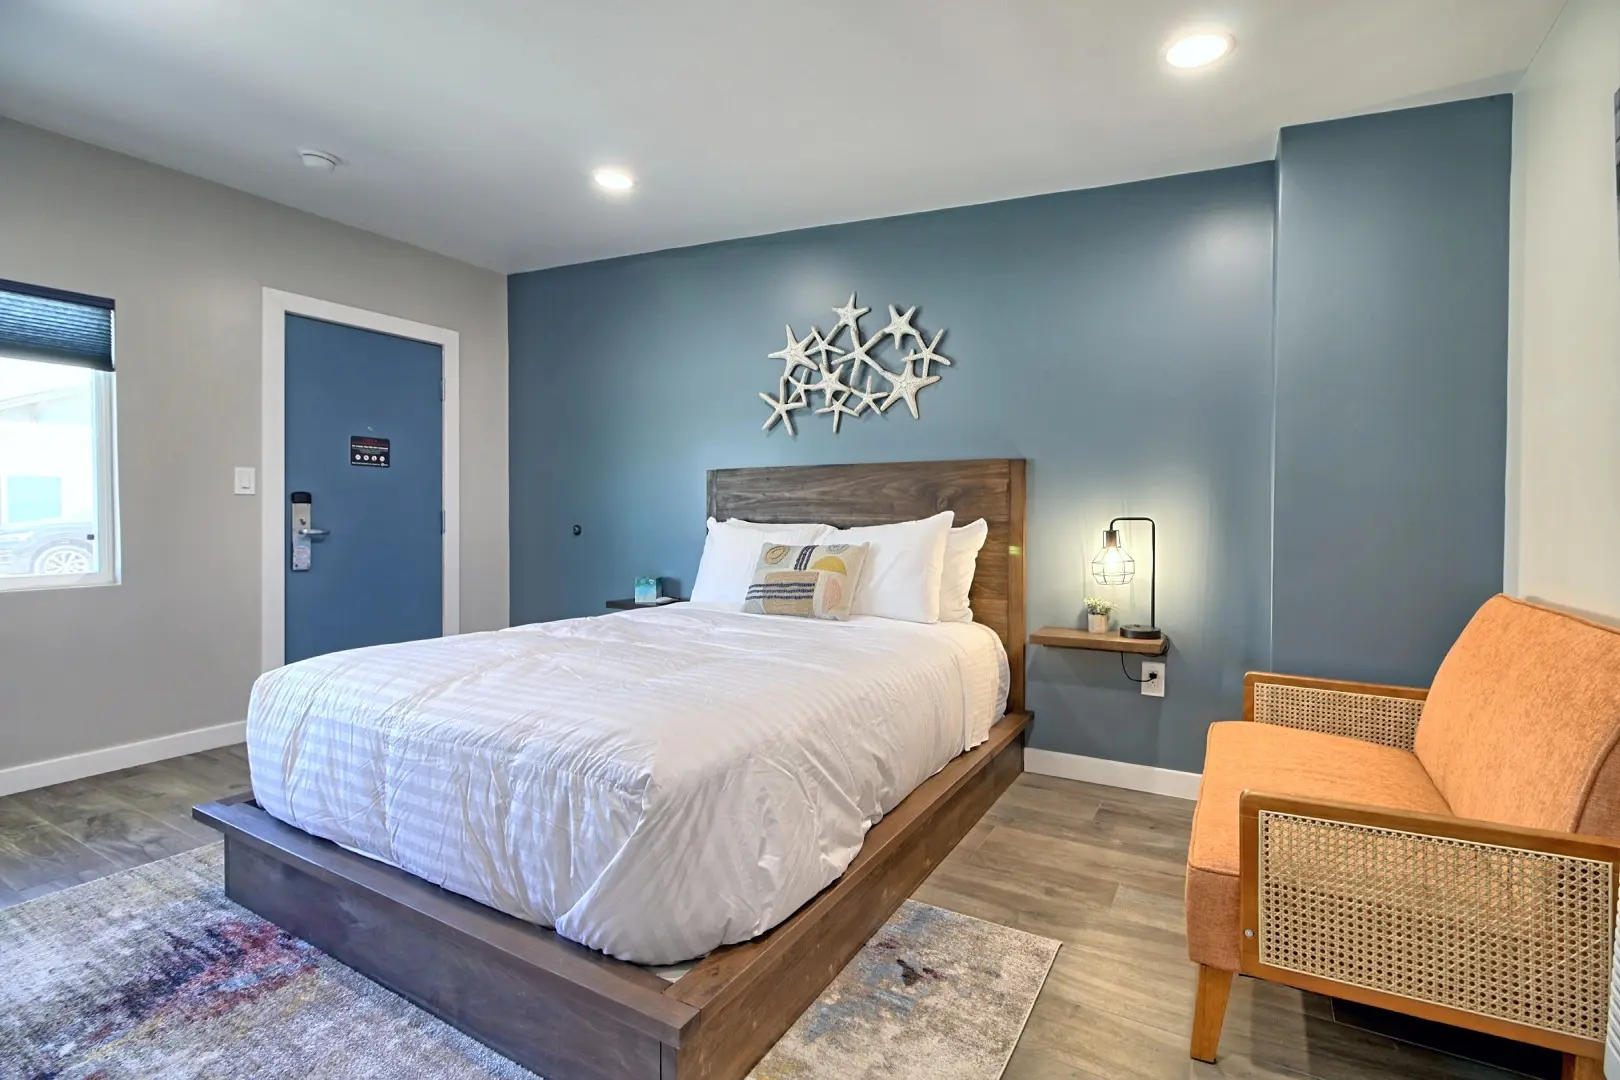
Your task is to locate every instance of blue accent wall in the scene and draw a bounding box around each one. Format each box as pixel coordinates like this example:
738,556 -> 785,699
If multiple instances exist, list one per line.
1271,96 -> 1512,686
511,165 -> 1277,771
508,96 -> 1513,772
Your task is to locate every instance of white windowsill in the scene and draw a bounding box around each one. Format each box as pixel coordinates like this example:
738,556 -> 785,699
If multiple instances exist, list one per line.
0,574 -> 119,594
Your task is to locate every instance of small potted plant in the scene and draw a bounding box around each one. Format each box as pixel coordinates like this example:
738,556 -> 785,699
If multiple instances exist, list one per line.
1084,597 -> 1113,634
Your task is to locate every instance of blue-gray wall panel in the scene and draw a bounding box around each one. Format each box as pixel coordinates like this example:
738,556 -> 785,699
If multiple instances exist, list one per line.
510,165 -> 1278,771
509,91 -> 1515,770
1271,96 -> 1512,686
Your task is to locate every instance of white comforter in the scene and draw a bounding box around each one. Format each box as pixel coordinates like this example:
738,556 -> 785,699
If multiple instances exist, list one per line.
247,604 -> 1008,964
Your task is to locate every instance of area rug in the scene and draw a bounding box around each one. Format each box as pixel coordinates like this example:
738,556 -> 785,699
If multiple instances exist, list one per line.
0,845 -> 1058,1080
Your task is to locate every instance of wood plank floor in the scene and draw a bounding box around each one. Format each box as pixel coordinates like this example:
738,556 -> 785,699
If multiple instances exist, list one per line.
0,751 -> 1553,1079
0,746 -> 248,905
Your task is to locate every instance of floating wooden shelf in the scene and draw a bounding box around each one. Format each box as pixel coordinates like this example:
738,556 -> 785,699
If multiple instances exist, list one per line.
1029,626 -> 1169,656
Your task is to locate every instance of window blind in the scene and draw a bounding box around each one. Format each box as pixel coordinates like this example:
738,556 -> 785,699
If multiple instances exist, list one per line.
0,278 -> 115,372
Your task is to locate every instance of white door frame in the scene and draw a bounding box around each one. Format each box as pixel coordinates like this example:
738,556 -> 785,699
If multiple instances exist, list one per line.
260,287 -> 461,672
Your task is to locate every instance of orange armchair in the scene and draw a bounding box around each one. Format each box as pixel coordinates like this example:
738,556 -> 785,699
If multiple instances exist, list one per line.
1184,596 -> 1620,1080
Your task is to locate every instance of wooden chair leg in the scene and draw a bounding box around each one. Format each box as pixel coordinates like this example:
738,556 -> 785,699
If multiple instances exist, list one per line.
1190,964 -> 1234,1063
1562,1054 -> 1604,1080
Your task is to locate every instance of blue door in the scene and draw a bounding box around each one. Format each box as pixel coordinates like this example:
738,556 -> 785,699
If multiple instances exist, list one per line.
285,315 -> 442,663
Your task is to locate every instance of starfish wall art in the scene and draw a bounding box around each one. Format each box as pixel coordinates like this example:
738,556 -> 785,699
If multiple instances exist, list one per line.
759,293 -> 951,436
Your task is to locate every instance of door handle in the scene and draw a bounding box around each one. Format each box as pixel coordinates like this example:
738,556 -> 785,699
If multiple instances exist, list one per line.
290,492 -> 323,571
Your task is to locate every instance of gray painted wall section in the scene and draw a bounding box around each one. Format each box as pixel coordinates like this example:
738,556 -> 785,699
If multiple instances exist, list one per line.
1271,97 -> 1512,686
510,165 -> 1277,772
0,119 -> 510,775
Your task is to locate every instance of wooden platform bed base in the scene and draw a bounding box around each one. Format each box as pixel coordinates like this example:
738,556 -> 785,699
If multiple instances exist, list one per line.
195,711 -> 1028,1080
200,457 -> 1030,1079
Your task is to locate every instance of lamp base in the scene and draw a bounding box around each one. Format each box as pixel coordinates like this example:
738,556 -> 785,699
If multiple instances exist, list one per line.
1119,624 -> 1163,640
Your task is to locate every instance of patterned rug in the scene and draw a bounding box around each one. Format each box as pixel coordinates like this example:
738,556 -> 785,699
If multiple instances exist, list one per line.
0,845 -> 1058,1079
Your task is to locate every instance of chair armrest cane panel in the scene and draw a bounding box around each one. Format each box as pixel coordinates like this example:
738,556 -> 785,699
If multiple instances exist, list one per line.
1244,673 -> 1428,750
1238,792 -> 1620,1058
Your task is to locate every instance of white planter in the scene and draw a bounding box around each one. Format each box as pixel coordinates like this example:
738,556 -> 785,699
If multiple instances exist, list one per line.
1087,613 -> 1111,633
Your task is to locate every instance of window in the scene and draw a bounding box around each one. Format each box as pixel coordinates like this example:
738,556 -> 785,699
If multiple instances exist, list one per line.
0,280 -> 118,590
4,476 -> 64,523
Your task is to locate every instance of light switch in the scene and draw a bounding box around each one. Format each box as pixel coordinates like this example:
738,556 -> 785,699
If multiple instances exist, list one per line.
234,467 -> 257,495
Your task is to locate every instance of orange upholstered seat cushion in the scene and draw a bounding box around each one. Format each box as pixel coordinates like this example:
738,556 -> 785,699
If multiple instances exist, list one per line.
1414,595 -> 1620,836
1185,721 -> 1449,972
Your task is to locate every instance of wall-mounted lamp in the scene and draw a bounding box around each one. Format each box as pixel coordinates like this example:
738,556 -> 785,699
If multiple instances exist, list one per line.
1091,517 -> 1161,640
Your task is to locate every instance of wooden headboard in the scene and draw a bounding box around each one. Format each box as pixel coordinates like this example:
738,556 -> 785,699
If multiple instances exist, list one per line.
707,458 -> 1027,713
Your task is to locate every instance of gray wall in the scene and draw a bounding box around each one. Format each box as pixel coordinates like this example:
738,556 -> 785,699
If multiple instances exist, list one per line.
1506,0 -> 1620,620
0,119 -> 510,774
1272,97 -> 1512,685
511,165 -> 1279,772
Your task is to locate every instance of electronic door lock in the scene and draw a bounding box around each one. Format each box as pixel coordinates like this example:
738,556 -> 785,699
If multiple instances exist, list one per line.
290,491 -> 329,571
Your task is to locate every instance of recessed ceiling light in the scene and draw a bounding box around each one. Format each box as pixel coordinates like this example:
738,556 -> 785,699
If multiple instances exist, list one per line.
297,147 -> 341,172
593,167 -> 635,192
1165,32 -> 1234,69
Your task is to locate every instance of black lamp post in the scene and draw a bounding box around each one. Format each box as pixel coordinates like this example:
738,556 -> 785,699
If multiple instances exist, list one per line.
1091,517 -> 1160,640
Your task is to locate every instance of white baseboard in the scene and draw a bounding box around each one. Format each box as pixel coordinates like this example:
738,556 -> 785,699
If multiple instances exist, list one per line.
0,721 -> 246,797
1024,747 -> 1202,801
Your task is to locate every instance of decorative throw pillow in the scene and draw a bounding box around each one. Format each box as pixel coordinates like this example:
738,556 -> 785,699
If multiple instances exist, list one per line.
743,542 -> 869,620
690,518 -> 832,604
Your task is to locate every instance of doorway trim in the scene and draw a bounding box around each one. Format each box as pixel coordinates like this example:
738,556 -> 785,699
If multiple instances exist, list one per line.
259,288 -> 461,673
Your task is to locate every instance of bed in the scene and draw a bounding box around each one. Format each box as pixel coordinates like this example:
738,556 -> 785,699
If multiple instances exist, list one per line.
248,605 -> 1009,964
197,457 -> 1030,1080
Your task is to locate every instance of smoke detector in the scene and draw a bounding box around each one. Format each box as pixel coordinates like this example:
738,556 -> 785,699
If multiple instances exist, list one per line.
297,148 -> 342,172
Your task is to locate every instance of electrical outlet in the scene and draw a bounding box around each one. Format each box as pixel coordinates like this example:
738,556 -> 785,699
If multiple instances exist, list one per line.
1140,660 -> 1166,697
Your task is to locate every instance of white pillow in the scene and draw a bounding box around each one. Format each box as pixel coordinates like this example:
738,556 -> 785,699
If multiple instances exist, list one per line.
824,511 -> 954,623
939,518 -> 989,623
691,517 -> 831,604
722,517 -> 828,532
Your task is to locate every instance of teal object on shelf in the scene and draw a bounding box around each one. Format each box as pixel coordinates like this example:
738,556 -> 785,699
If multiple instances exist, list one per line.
634,577 -> 660,604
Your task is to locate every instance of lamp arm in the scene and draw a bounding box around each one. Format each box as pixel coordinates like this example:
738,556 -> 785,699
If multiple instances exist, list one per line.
1108,517 -> 1157,630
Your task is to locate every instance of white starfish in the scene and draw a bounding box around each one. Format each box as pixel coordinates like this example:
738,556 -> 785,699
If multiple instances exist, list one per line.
905,328 -> 952,376
848,373 -> 884,416
816,394 -> 862,434
807,327 -> 845,363
880,304 -> 923,352
766,325 -> 816,387
877,356 -> 940,419
759,389 -> 806,435
830,293 -> 870,342
838,325 -> 887,377
800,358 -> 852,411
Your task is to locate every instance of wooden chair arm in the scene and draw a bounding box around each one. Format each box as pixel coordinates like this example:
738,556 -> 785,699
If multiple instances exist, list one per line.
1239,790 -> 1620,861
1243,672 -> 1429,750
1238,790 -> 1619,1058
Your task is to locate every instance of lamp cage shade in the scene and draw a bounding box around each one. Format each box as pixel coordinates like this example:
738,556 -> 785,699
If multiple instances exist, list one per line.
1092,530 -> 1136,586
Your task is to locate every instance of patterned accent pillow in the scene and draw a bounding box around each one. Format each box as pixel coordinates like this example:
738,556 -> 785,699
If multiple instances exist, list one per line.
743,542 -> 870,620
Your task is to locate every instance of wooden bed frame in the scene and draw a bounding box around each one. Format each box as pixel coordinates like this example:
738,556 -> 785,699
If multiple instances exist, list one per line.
196,457 -> 1030,1080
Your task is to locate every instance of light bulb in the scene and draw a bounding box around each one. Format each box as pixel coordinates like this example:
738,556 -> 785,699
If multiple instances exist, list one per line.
1091,530 -> 1136,586
593,167 -> 635,192
1165,32 -> 1234,70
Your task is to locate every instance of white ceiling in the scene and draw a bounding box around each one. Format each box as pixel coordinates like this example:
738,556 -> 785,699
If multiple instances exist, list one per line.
0,0 -> 1565,273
